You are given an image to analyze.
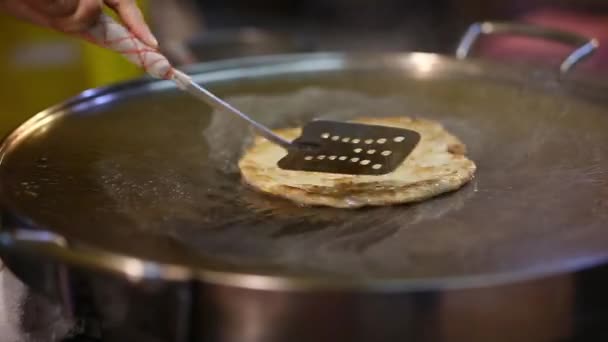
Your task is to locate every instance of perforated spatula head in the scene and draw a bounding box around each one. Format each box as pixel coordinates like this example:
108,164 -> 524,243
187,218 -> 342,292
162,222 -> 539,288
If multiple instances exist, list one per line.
278,120 -> 421,175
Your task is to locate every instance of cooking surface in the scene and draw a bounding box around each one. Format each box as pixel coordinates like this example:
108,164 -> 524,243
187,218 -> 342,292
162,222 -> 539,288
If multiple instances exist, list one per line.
1,54 -> 608,285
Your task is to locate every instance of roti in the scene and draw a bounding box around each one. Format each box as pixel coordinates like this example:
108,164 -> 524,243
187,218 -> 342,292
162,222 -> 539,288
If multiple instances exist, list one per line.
238,117 -> 476,208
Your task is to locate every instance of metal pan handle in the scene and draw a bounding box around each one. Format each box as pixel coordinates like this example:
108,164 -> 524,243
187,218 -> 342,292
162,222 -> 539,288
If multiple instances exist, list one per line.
0,227 -> 192,281
456,21 -> 599,75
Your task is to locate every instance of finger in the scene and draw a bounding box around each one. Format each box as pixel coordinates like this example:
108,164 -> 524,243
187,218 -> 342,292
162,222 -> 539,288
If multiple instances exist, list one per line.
104,0 -> 158,47
0,1 -> 53,28
26,0 -> 79,17
48,0 -> 102,34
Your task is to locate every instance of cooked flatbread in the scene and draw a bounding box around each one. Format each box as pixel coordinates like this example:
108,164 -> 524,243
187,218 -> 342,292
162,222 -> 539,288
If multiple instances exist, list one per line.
238,117 -> 476,208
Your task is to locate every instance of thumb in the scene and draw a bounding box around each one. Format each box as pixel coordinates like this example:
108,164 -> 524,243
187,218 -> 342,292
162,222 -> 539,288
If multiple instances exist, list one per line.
104,0 -> 158,48
26,0 -> 80,17
47,0 -> 102,34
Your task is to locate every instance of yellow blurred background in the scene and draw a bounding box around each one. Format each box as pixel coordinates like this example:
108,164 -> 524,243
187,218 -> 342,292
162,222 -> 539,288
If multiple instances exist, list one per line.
0,1 -> 148,136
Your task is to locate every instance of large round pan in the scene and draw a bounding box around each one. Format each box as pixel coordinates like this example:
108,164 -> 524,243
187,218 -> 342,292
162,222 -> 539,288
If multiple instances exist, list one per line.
1,23 -> 608,341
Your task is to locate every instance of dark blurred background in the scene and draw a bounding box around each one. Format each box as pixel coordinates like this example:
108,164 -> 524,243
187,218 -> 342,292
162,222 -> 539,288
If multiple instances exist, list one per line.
161,0 -> 608,61
0,0 -> 607,136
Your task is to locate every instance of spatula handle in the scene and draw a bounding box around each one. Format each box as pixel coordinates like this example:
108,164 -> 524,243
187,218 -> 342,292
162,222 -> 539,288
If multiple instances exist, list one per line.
80,14 -> 298,150
81,13 -> 191,88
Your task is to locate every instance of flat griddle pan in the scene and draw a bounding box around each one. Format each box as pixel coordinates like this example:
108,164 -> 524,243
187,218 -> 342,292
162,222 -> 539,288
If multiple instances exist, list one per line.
0,51 -> 608,292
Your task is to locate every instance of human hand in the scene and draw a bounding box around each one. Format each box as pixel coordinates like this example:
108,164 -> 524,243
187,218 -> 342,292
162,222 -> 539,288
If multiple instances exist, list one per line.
0,0 -> 158,47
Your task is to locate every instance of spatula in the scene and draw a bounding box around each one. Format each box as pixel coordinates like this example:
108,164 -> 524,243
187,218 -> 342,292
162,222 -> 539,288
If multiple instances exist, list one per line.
82,14 -> 420,175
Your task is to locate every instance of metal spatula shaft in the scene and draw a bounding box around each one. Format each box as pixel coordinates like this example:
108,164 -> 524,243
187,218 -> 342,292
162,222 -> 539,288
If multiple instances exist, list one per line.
80,14 -> 420,175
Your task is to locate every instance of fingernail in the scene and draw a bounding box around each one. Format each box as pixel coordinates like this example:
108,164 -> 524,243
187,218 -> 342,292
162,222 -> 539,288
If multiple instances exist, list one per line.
145,31 -> 159,48
139,26 -> 159,47
149,34 -> 159,48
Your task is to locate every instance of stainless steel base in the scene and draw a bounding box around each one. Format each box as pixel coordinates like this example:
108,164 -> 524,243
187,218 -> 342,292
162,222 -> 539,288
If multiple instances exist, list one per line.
4,250 -> 608,342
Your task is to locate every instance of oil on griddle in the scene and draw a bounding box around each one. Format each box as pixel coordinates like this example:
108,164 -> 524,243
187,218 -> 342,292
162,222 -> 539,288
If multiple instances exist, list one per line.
3,82 -> 608,281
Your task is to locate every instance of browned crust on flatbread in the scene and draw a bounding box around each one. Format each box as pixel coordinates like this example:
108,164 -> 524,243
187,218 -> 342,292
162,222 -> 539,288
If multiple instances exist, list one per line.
238,116 -> 476,208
